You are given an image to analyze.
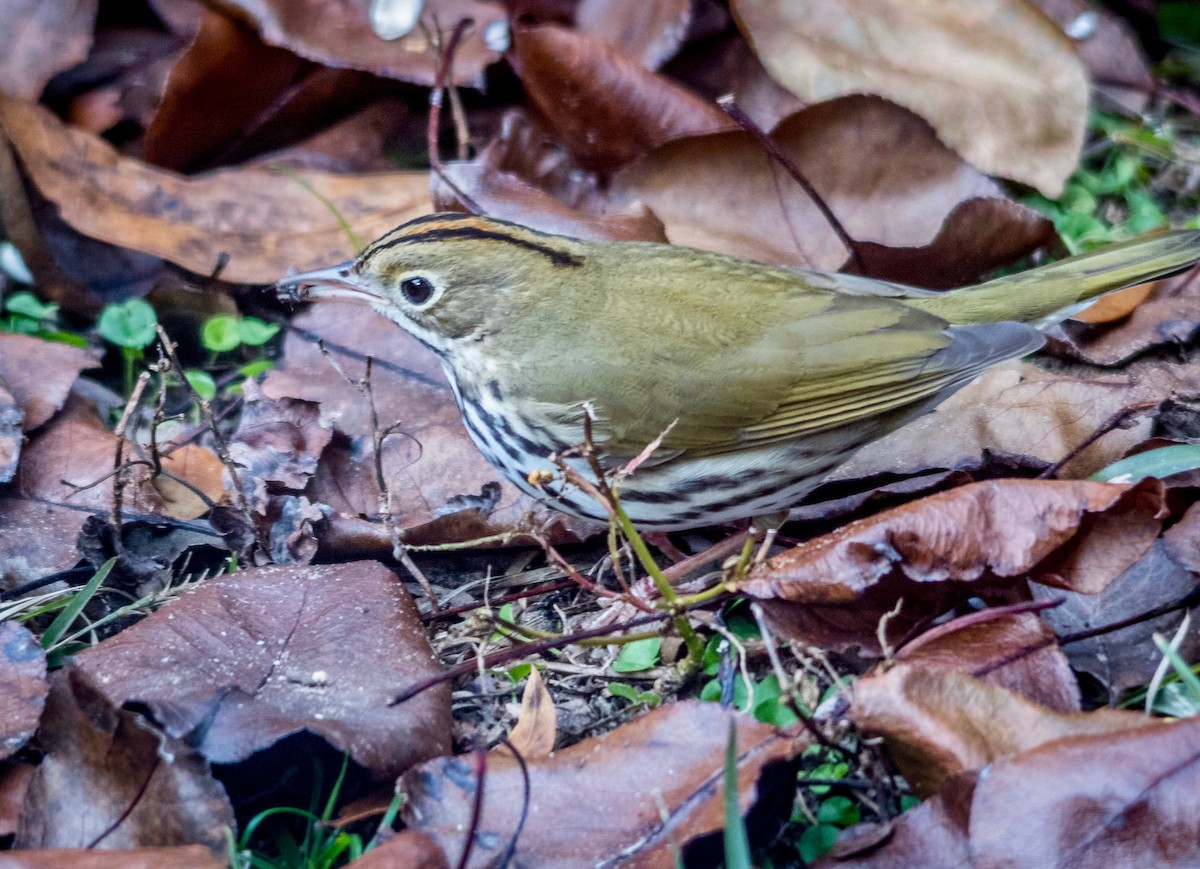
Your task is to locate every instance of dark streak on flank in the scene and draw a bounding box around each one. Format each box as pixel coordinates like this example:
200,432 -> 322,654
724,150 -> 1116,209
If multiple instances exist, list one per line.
365,226 -> 584,269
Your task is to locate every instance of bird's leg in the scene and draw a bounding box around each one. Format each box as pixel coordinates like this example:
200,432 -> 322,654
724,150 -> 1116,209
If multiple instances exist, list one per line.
750,509 -> 790,564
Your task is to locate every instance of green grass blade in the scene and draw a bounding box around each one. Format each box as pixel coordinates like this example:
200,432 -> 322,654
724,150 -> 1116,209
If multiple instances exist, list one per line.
40,558 -> 115,652
723,720 -> 753,869
1090,445 -> 1200,484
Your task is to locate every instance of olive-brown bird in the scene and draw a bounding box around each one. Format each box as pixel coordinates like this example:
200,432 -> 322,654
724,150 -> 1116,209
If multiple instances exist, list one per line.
280,214 -> 1200,530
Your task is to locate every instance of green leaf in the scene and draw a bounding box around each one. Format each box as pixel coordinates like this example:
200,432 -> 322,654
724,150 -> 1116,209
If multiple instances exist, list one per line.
752,674 -> 800,727
238,359 -> 275,379
607,682 -> 661,706
1090,445 -> 1200,484
723,721 -> 753,869
5,291 -> 57,321
490,602 -> 522,641
97,299 -> 158,349
201,314 -> 241,352
816,795 -> 860,827
1059,183 -> 1097,215
238,317 -> 280,346
612,637 -> 661,673
798,824 -> 841,863
1123,190 -> 1167,235
505,663 -> 533,683
185,369 -> 217,401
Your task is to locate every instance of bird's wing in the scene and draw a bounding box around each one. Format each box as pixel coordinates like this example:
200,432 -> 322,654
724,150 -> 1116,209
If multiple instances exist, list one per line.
531,286 -> 1042,461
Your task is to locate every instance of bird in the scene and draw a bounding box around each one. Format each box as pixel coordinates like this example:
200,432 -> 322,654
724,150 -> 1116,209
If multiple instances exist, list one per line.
278,213 -> 1200,531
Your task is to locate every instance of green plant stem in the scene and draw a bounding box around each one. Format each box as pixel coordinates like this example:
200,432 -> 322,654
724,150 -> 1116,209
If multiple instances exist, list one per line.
613,500 -> 706,672
121,347 -> 141,396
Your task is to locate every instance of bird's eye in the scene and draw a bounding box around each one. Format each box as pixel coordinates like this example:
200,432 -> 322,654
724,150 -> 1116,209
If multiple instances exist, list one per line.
400,276 -> 436,306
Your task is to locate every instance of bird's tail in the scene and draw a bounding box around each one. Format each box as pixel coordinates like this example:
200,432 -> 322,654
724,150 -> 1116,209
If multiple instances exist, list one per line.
908,230 -> 1200,328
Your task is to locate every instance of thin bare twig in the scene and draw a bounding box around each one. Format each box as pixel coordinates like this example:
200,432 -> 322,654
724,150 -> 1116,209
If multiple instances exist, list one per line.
425,17 -> 482,214
1036,400 -> 1160,479
717,94 -> 867,274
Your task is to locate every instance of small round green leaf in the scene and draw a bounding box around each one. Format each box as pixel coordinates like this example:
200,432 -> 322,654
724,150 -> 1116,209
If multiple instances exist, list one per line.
237,317 -> 280,346
201,314 -> 241,352
97,299 -> 158,349
185,369 -> 217,401
5,291 -> 58,321
611,637 -> 661,673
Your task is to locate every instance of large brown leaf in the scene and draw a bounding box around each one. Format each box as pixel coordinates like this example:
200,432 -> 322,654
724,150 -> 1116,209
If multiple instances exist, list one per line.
738,478 -> 1168,651
1033,501 -> 1200,698
211,0 -> 505,87
609,95 -> 1053,282
0,397 -> 168,575
509,23 -> 734,171
0,95 -> 431,284
850,666 -> 1152,797
400,701 -> 800,868
730,0 -> 1088,195
17,668 -> 234,853
817,715 -> 1200,867
575,0 -> 692,69
72,561 -> 452,780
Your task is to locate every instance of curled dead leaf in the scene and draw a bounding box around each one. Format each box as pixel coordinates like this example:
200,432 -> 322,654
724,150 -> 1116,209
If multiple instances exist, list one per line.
739,478 -> 1168,651
0,94 -> 431,284
730,0 -> 1088,195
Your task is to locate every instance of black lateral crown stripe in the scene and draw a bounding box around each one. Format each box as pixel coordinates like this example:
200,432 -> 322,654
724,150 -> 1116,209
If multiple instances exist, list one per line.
365,226 -> 584,268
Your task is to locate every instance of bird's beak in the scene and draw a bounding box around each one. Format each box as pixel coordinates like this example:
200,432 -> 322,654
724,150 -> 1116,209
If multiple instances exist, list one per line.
275,261 -> 381,304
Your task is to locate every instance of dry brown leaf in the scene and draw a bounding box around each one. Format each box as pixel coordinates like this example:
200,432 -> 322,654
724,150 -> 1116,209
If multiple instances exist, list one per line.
433,109 -> 670,242
0,0 -> 98,99
894,611 -> 1080,713
0,846 -> 224,869
507,668 -> 557,758
72,561 -> 452,780
964,714 -> 1200,867
344,830 -> 451,869
435,162 -> 669,243
1070,280 -> 1158,324
730,0 -> 1088,195
401,701 -> 800,868
510,23 -> 734,170
155,444 -> 226,521
610,96 -> 1052,281
211,0 -> 505,87
0,622 -> 47,762
850,666 -> 1153,796
0,396 -> 168,575
738,478 -> 1168,652
1033,502 -> 1200,698
0,764 -> 35,838
1035,0 -> 1154,114
575,0 -> 693,69
142,9 -> 306,171
0,94 -> 431,284
825,713 -> 1200,867
0,334 -> 100,431
17,667 -> 234,853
